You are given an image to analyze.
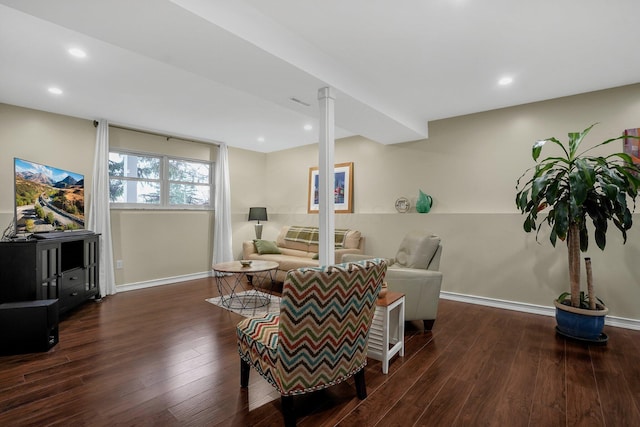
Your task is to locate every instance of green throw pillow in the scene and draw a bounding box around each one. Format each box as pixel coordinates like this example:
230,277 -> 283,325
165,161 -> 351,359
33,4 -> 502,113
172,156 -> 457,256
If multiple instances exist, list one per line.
253,239 -> 281,255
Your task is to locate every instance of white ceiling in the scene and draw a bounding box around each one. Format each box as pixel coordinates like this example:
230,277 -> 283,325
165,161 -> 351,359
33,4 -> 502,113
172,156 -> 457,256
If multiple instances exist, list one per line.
1,0 -> 639,153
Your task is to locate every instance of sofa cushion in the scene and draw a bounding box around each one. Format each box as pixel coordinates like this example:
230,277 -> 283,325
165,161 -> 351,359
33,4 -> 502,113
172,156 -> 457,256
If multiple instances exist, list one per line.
342,230 -> 362,249
245,253 -> 320,272
244,226 -> 365,283
278,225 -> 361,252
276,256 -> 320,272
393,232 -> 440,269
284,226 -> 319,245
253,239 -> 282,255
276,227 -> 310,252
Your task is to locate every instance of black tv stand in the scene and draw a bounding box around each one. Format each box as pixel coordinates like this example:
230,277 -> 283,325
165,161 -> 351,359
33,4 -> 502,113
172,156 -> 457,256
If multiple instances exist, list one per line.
0,232 -> 100,315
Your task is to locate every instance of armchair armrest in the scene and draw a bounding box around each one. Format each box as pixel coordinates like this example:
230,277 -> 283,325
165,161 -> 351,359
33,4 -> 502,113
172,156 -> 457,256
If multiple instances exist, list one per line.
343,254 -> 443,328
342,254 -> 393,264
384,267 -> 442,324
335,249 -> 368,263
385,268 -> 443,287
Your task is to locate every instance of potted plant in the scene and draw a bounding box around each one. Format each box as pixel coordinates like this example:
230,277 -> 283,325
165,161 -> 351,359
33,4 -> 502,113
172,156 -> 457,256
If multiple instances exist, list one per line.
515,123 -> 640,342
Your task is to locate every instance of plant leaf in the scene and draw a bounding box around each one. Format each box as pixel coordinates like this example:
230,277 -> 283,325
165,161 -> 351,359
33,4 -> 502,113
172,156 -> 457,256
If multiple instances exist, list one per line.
553,201 -> 569,240
575,158 -> 595,187
579,225 -> 589,252
595,227 -> 606,250
569,123 -> 597,159
532,140 -> 546,161
531,176 -> 549,200
569,171 -> 588,205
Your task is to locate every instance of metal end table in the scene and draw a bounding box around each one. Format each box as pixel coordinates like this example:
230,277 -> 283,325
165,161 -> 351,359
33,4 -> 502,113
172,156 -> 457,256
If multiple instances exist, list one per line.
212,260 -> 279,310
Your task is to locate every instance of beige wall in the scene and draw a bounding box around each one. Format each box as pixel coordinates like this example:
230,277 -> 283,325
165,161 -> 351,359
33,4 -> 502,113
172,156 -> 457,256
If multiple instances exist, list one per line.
227,146 -> 270,257
0,104 -> 217,287
108,127 -> 217,285
0,104 -> 96,231
3,83 -> 640,320
243,84 -> 640,320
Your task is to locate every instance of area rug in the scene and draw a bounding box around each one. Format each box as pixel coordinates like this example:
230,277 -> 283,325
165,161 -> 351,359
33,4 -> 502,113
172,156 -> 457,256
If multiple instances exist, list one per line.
206,291 -> 281,318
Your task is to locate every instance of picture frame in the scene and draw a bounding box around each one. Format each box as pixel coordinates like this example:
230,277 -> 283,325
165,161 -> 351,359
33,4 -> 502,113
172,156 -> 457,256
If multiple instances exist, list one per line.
308,162 -> 353,213
623,128 -> 640,165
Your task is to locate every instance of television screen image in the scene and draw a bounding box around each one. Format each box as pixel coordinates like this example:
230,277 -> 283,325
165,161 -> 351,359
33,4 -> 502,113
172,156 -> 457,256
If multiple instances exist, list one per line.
14,158 -> 85,234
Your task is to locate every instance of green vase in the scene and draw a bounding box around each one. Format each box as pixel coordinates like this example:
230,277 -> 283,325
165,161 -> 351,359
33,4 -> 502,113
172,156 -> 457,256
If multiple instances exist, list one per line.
416,190 -> 432,213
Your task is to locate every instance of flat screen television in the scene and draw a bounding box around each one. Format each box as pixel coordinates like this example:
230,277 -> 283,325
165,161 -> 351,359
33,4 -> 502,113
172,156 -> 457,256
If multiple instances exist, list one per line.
14,158 -> 85,235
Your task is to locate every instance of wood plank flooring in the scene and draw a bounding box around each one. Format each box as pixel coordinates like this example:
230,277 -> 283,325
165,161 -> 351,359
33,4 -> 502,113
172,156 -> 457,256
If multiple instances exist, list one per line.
1,277 -> 640,426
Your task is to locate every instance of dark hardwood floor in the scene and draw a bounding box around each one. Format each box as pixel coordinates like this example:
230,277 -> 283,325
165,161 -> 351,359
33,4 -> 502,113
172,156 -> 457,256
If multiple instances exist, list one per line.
1,277 -> 640,426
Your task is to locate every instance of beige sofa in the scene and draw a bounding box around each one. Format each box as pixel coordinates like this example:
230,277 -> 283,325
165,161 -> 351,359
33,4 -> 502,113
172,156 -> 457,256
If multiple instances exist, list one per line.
343,231 -> 443,330
242,225 -> 365,283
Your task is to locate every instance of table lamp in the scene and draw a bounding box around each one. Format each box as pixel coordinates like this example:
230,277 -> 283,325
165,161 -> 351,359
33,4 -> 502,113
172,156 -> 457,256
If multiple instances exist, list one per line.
248,207 -> 268,239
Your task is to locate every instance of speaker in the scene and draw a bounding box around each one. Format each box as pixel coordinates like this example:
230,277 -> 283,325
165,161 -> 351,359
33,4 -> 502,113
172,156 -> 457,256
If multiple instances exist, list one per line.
0,299 -> 59,355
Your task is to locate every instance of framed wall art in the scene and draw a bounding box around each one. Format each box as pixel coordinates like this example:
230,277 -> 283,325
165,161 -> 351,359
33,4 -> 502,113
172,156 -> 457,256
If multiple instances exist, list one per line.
308,162 -> 353,213
623,128 -> 640,165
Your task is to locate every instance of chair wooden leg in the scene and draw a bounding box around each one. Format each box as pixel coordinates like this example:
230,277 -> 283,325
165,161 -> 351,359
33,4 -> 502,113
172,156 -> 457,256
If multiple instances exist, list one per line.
423,319 -> 435,331
354,368 -> 367,399
281,395 -> 296,427
240,359 -> 250,388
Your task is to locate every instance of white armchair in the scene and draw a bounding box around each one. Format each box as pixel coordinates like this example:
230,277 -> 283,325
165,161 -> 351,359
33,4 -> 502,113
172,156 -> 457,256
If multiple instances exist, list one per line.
343,231 -> 443,330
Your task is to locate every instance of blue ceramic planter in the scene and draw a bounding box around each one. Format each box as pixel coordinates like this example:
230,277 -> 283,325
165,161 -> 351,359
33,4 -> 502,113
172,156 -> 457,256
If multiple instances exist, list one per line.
554,300 -> 607,340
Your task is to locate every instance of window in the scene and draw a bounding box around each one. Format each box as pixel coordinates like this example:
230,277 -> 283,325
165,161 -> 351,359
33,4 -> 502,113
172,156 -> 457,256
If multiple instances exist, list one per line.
168,159 -> 211,206
109,150 -> 213,209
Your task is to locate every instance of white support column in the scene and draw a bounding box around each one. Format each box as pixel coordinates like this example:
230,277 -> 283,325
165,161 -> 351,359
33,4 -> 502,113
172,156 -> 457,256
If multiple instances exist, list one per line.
317,87 -> 336,266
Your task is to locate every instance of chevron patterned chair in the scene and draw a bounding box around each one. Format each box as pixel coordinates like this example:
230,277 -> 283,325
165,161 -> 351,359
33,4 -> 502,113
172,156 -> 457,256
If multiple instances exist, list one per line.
236,258 -> 387,427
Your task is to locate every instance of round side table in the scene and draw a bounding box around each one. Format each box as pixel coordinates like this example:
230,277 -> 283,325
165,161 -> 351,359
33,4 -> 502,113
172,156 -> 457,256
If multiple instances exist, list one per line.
212,260 -> 279,309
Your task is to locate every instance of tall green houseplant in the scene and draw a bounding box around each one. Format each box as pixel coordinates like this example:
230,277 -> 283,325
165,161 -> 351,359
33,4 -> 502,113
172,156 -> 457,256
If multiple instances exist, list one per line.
516,124 -> 640,309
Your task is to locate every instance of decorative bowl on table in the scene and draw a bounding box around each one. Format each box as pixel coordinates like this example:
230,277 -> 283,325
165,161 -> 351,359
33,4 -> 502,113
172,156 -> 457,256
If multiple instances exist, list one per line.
239,260 -> 253,267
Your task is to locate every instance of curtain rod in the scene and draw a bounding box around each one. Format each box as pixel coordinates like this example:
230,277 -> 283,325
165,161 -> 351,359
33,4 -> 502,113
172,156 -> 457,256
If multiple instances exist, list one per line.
93,120 -> 220,146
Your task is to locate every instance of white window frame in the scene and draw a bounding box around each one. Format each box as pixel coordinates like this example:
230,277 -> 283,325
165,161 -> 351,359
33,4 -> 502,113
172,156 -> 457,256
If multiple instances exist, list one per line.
109,148 -> 214,211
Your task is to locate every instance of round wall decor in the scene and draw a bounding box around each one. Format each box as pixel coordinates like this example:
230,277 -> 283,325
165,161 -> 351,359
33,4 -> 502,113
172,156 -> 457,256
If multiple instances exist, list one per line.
395,197 -> 410,213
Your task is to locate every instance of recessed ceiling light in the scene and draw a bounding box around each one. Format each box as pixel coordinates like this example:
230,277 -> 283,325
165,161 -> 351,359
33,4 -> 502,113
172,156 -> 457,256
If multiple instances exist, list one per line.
498,76 -> 513,86
304,124 -> 313,131
68,48 -> 87,58
48,87 -> 63,95
257,137 -> 265,143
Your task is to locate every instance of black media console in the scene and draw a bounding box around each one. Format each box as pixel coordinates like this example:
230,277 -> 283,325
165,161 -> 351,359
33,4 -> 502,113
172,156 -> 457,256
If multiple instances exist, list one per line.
0,232 -> 100,315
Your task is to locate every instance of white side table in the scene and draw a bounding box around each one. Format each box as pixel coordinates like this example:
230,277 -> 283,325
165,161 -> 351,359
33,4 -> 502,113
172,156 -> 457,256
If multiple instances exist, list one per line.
367,291 -> 405,374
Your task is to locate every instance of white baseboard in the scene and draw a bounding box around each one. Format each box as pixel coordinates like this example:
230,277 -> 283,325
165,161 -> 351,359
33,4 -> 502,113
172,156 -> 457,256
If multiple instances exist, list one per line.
440,291 -> 640,331
116,278 -> 640,331
116,271 -> 212,293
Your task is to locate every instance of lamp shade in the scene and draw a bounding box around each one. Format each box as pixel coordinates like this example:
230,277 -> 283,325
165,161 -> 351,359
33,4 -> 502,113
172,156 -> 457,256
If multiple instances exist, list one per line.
248,207 -> 268,222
